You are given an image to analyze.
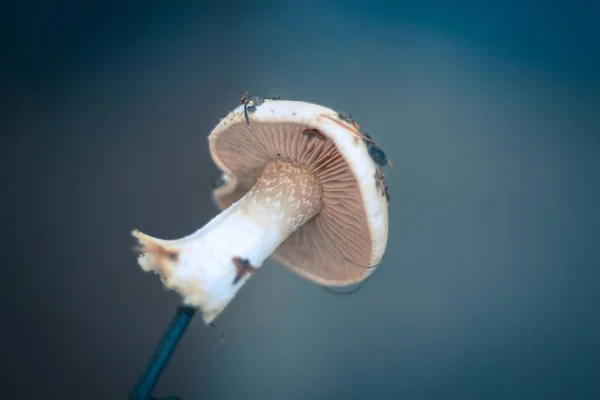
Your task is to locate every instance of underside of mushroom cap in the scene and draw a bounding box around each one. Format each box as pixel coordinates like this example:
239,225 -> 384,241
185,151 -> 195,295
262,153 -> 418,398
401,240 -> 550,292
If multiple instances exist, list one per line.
209,100 -> 389,287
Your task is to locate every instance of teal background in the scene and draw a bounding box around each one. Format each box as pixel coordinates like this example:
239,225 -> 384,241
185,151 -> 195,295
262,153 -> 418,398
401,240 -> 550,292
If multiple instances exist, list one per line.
2,2 -> 599,399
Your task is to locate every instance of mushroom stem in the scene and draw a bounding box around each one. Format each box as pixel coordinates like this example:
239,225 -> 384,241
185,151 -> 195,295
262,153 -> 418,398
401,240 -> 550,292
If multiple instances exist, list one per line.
133,159 -> 323,323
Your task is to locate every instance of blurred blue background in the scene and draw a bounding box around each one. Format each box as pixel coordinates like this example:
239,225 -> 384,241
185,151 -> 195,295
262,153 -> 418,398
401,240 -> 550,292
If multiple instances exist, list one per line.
2,1 -> 599,399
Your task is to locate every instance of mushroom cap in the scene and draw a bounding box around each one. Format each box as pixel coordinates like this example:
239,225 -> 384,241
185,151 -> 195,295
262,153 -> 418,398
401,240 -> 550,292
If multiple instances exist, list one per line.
208,100 -> 388,286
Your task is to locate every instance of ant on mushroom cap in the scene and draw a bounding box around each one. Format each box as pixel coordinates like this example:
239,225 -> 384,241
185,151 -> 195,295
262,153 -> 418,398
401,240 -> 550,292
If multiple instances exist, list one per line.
362,132 -> 394,168
363,132 -> 392,205
240,92 -> 281,125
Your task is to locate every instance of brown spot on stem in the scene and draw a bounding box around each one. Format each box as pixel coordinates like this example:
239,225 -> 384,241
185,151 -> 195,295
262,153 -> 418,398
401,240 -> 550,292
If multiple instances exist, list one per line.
232,257 -> 258,285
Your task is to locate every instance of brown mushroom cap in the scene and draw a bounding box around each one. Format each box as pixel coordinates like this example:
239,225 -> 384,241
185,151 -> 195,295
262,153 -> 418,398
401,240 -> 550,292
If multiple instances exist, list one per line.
209,100 -> 388,286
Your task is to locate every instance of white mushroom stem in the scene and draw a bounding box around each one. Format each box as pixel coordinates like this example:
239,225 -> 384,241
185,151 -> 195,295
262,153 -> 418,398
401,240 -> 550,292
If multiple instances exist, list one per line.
133,160 -> 323,323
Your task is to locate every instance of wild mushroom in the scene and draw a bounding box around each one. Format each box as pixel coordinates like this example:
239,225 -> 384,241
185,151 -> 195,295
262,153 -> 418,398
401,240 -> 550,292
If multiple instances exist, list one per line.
133,99 -> 389,324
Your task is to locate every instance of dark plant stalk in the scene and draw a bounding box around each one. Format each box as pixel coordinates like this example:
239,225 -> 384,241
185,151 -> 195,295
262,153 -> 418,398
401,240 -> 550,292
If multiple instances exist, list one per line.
130,305 -> 197,400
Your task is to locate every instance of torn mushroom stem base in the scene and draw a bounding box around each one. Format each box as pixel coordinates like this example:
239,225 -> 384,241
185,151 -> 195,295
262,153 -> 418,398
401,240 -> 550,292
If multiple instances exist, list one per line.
133,159 -> 323,323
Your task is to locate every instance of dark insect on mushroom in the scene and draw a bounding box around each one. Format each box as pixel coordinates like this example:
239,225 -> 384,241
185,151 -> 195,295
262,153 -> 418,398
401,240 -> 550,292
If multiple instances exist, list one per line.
243,97 -> 261,125
232,256 -> 258,285
336,111 -> 361,131
303,128 -> 326,141
362,132 -> 394,167
374,170 -> 387,197
241,93 -> 281,125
